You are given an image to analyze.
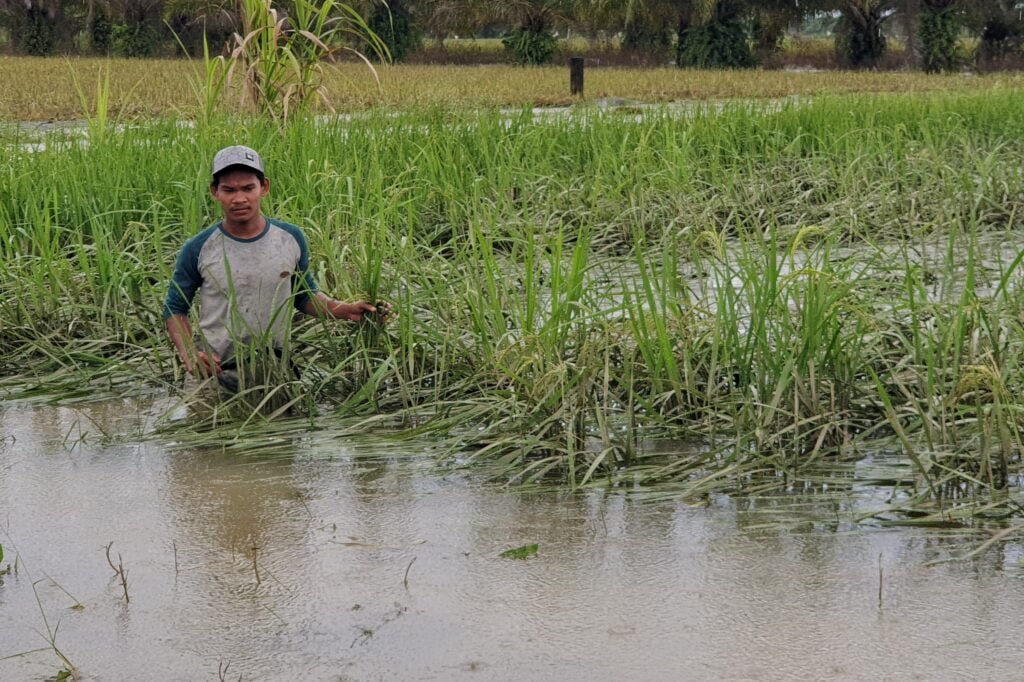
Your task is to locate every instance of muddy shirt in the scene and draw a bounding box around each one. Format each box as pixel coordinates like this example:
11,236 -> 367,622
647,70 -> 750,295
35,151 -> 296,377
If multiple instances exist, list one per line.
162,218 -> 318,362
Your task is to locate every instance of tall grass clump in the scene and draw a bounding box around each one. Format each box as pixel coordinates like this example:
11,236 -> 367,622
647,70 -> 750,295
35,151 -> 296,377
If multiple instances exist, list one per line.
4,89 -> 1024,511
227,0 -> 385,121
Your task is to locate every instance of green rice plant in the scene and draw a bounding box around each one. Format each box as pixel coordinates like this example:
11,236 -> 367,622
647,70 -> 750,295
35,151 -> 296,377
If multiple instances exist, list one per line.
390,192 -> 639,486
621,228 -> 699,419
683,223 -> 875,471
175,31 -> 231,126
4,91 -> 1024,512
68,61 -> 114,144
864,225 -> 1024,505
66,61 -> 142,147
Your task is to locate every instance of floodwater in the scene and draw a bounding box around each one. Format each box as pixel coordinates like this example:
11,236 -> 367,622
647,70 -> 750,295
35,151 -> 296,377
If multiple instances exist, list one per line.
2,396 -> 1024,681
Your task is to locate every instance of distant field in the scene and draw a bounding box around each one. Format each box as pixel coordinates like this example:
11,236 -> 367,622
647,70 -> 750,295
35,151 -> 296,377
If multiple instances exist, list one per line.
3,56 -> 1024,121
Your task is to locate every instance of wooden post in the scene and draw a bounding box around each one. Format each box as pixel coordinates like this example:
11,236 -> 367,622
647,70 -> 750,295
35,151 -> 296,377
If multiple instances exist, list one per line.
570,57 -> 584,97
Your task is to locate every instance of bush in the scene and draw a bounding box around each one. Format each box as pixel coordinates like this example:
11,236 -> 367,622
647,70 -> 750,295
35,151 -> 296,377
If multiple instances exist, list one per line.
367,0 -> 420,63
918,7 -> 959,73
622,18 -> 673,58
3,7 -> 57,55
111,22 -> 160,58
835,13 -> 887,69
978,17 -> 1023,66
502,26 -> 556,66
91,8 -> 112,55
676,20 -> 755,69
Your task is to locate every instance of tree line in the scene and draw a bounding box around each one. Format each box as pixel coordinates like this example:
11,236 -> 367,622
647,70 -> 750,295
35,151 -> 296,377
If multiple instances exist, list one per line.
1,0 -> 1022,72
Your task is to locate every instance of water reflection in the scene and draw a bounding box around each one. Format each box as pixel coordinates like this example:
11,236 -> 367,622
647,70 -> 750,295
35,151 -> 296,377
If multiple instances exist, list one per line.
2,397 -> 1024,681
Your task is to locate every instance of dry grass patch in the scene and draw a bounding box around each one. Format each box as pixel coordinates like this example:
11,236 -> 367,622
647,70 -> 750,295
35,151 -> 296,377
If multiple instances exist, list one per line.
2,56 -> 1023,121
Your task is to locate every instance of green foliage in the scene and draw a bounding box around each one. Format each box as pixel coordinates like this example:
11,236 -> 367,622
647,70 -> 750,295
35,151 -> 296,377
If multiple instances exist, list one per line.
367,0 -> 419,63
676,19 -> 755,69
112,22 -> 161,58
4,7 -> 57,56
918,7 -> 959,73
499,544 -> 538,559
622,17 -> 673,56
835,12 -> 887,69
183,32 -> 231,126
978,14 -> 1024,65
90,8 -> 113,54
502,26 -> 556,66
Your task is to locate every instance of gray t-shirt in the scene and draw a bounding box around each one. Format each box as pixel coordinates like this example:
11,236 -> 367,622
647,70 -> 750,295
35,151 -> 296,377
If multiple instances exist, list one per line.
163,218 -> 318,362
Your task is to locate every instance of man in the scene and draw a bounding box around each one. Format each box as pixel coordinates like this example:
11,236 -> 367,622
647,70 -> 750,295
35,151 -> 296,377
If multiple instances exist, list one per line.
164,145 -> 387,389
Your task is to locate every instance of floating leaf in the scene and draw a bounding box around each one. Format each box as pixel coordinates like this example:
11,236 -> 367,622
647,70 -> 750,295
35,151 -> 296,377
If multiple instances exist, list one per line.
499,544 -> 538,560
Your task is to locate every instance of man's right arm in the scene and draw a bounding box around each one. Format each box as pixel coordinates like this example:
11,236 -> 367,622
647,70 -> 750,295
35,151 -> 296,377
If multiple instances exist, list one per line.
163,236 -> 219,376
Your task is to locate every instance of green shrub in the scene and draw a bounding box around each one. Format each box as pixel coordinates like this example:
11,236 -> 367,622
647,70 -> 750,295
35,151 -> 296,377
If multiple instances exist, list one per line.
502,26 -> 556,66
367,0 -> 420,62
835,13 -> 887,69
4,7 -> 57,56
918,7 -> 959,73
91,7 -> 112,55
623,18 -> 673,57
676,20 -> 755,69
112,22 -> 160,58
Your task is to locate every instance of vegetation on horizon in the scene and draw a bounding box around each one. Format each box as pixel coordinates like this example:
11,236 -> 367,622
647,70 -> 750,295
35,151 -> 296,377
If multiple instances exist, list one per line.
1,0 -> 1023,72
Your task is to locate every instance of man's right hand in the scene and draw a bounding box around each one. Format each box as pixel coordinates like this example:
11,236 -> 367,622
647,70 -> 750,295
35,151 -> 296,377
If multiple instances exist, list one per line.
190,351 -> 222,377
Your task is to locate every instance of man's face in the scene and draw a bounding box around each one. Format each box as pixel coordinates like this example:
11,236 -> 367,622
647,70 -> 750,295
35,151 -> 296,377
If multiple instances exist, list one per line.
211,169 -> 269,224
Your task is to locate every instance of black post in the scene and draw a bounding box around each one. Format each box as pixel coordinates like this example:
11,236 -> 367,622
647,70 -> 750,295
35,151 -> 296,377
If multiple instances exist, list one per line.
570,57 -> 584,97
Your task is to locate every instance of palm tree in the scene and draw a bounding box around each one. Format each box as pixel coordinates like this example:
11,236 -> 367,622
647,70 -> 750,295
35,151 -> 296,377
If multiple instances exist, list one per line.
416,0 -> 595,65
917,0 -> 961,72
163,0 -> 238,56
674,0 -> 755,68
609,0 -> 753,68
617,0 -> 829,67
749,0 -> 819,54
0,0 -> 66,54
416,0 -> 492,41
964,0 -> 1024,67
835,0 -> 898,68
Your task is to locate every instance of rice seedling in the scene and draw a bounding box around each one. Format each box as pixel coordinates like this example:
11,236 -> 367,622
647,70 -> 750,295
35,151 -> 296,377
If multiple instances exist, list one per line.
0,536 -> 77,677
4,88 -> 1024,515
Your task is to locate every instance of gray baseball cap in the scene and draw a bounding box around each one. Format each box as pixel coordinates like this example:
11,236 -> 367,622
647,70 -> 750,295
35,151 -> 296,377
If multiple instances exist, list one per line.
212,145 -> 265,178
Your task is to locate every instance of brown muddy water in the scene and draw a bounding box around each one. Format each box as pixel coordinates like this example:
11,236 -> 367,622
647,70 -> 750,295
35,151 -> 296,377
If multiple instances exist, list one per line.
2,396 -> 1024,681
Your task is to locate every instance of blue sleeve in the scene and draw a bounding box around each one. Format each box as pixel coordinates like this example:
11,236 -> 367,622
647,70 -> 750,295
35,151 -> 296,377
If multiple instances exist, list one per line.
278,222 -> 319,311
162,235 -> 205,319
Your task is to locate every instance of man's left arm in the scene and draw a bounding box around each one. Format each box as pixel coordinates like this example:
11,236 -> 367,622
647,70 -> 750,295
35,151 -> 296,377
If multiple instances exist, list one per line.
302,293 -> 378,321
285,223 -> 382,322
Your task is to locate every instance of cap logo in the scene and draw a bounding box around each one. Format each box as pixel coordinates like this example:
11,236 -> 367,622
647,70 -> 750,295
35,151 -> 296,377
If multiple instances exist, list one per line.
212,145 -> 264,177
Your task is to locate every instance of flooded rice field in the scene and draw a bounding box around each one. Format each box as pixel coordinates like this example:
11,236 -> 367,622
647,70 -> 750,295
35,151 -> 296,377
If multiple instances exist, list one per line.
3,396 -> 1024,681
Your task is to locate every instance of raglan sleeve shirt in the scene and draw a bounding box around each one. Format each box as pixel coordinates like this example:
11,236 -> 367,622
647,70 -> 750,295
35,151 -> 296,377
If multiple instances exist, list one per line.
162,221 -> 319,360
163,230 -> 207,321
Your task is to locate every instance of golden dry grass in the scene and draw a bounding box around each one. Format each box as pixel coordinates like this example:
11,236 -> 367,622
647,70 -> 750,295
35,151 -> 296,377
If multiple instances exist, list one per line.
3,55 -> 1023,121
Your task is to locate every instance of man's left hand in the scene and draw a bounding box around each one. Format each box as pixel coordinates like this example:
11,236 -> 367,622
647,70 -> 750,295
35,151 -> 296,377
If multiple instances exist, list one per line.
329,300 -> 377,322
